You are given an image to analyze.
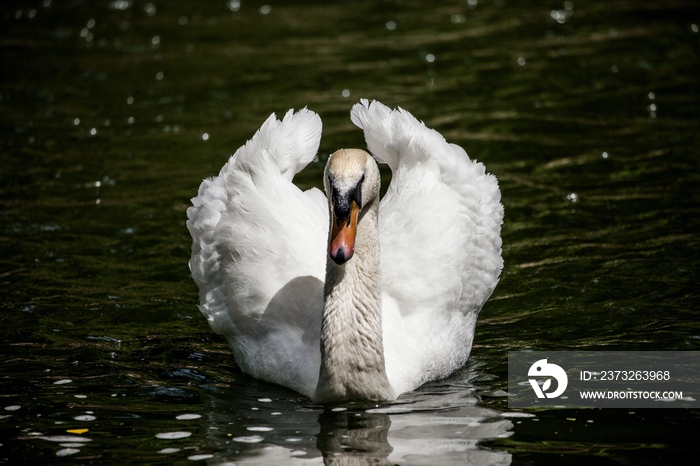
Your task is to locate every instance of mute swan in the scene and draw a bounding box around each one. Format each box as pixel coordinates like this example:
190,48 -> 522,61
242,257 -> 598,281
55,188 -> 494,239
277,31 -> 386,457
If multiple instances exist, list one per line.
187,100 -> 503,403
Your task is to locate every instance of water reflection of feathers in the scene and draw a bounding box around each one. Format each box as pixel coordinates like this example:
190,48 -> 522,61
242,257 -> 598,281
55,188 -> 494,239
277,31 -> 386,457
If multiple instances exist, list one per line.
201,377 -> 512,465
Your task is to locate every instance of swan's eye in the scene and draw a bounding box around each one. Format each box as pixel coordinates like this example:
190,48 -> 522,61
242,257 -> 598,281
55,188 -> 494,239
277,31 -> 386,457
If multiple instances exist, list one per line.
360,174 -> 365,184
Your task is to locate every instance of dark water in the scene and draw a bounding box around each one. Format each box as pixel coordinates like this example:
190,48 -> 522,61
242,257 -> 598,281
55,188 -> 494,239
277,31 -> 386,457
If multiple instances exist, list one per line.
1,0 -> 699,464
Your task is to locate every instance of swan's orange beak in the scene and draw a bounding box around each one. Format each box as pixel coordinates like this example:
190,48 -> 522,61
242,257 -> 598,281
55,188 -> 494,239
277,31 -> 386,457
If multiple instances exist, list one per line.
329,200 -> 360,265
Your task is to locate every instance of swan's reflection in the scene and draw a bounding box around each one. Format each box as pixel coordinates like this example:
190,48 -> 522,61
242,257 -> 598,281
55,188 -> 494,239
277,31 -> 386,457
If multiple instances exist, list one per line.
202,370 -> 512,465
317,410 -> 393,465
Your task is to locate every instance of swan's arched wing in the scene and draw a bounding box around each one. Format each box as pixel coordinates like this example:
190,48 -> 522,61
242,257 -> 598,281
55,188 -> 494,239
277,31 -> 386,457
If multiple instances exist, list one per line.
187,109 -> 327,396
351,100 -> 503,388
351,100 -> 503,316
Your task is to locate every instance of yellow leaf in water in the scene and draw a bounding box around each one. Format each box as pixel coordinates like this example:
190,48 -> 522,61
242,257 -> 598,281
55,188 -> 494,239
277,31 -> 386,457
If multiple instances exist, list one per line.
66,428 -> 89,434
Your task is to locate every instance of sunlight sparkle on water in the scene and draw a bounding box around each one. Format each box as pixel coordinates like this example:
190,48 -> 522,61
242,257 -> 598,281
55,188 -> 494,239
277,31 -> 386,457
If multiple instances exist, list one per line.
551,3 -> 573,24
159,448 -> 180,454
39,435 -> 92,443
501,412 -> 536,418
156,431 -> 192,439
366,406 -> 413,414
109,1 -> 130,11
232,435 -> 264,443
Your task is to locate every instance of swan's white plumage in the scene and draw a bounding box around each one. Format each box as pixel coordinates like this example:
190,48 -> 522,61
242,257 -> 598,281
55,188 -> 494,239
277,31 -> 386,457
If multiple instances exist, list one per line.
188,108 -> 327,396
187,100 -> 503,401
351,100 -> 503,394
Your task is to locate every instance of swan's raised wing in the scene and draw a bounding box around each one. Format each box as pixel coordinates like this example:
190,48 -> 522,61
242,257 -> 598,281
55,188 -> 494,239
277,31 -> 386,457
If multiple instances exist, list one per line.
187,109 -> 327,396
351,100 -> 503,387
351,100 -> 503,316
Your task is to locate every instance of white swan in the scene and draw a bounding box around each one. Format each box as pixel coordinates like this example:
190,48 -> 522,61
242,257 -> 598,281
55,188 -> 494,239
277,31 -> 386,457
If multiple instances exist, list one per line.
187,100 -> 503,403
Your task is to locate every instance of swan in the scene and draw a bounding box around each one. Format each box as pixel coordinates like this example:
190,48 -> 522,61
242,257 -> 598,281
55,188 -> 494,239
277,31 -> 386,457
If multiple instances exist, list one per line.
187,99 -> 503,403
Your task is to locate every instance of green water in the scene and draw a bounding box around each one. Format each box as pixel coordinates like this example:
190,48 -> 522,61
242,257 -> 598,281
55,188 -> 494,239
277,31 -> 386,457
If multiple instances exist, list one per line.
1,0 -> 699,464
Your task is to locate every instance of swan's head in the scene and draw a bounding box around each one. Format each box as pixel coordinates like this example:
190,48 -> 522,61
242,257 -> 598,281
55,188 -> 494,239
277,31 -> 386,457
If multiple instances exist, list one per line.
324,149 -> 380,265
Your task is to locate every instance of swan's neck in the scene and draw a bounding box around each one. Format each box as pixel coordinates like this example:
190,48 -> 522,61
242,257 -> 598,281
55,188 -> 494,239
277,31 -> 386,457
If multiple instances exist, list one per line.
315,199 -> 394,403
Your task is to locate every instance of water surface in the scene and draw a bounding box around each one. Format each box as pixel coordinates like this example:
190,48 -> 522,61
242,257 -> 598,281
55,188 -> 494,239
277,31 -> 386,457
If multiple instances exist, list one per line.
1,0 -> 700,464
